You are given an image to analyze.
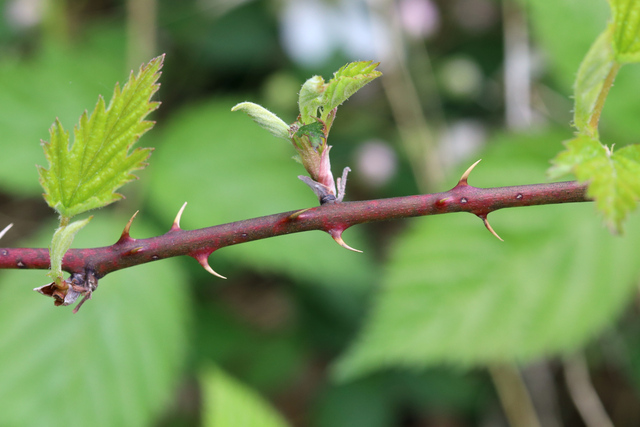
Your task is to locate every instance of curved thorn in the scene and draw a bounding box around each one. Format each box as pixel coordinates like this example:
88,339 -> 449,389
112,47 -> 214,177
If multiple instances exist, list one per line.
120,211 -> 139,241
458,159 -> 482,186
329,229 -> 363,253
171,202 -> 188,231
0,223 -> 13,240
481,215 -> 504,241
194,253 -> 227,279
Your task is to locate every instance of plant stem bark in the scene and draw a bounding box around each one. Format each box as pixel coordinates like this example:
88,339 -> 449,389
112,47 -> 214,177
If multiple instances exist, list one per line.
0,180 -> 589,279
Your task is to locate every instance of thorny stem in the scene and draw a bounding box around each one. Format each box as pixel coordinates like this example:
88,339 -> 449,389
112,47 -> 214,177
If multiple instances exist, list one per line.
0,179 -> 589,280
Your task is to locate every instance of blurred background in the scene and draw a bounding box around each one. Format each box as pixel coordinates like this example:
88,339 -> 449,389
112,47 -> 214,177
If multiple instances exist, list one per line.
1,0 -> 640,426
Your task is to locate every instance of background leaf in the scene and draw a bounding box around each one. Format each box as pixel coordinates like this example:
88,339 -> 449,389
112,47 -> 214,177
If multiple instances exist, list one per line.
201,365 -> 291,427
334,131 -> 640,381
0,215 -> 190,427
0,30 -> 126,195
38,55 -> 161,218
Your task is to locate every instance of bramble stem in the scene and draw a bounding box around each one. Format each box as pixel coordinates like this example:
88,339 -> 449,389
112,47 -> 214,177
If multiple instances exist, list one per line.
0,180 -> 589,279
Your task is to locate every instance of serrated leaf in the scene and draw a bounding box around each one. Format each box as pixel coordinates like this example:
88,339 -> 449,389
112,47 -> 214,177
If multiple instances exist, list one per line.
610,0 -> 640,63
38,55 -> 163,219
231,102 -> 290,140
333,132 -> 640,381
0,216 -> 189,427
201,365 -> 291,427
548,134 -> 604,178
320,61 -> 381,122
550,135 -> 640,232
572,29 -> 617,134
48,217 -> 92,281
580,144 -> 640,232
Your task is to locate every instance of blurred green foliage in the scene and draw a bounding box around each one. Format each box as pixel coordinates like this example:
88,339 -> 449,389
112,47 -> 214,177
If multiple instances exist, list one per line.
0,215 -> 189,426
1,0 -> 640,426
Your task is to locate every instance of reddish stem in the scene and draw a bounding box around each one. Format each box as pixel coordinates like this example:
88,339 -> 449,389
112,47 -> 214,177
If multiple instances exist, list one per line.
0,180 -> 589,279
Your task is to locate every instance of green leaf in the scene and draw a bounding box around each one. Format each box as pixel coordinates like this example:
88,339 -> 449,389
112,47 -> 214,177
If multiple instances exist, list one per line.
231,102 -> 290,140
294,121 -> 326,150
572,29 -> 617,134
298,75 -> 325,124
201,365 -> 291,427
580,144 -> 640,232
550,135 -> 640,233
548,134 -> 605,178
48,217 -> 92,282
296,62 -> 381,126
334,131 -> 640,381
38,55 -> 163,219
527,0 -> 640,141
320,61 -> 381,122
610,0 -> 640,63
0,216 -> 190,427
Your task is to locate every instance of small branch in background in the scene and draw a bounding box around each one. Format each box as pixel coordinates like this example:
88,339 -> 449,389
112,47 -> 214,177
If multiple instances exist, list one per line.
127,0 -> 157,70
366,0 -> 445,192
489,363 -> 542,427
563,353 -> 615,427
502,0 -> 533,130
521,362 -> 563,427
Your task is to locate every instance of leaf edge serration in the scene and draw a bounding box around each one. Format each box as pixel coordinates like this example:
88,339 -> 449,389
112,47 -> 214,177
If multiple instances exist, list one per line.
38,54 -> 164,219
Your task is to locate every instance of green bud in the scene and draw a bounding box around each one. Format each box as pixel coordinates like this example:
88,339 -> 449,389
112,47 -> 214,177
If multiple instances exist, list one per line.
231,102 -> 290,140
